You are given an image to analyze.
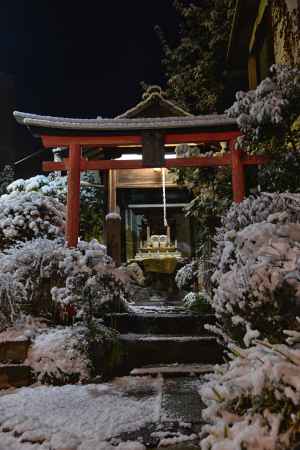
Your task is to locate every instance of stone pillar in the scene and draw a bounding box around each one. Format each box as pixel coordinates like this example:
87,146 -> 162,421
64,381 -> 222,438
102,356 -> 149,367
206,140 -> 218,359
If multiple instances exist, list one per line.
52,147 -> 64,177
105,212 -> 121,266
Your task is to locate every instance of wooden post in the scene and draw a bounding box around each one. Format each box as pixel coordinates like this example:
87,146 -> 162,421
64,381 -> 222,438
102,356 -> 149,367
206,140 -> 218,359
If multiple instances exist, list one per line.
248,55 -> 258,89
108,169 -> 117,211
66,144 -> 81,247
230,141 -> 246,203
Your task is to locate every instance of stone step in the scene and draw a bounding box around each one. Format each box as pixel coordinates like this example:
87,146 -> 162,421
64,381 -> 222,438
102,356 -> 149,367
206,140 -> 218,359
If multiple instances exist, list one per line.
0,338 -> 30,363
105,313 -> 216,336
118,334 -> 223,373
0,364 -> 32,389
130,363 -> 214,377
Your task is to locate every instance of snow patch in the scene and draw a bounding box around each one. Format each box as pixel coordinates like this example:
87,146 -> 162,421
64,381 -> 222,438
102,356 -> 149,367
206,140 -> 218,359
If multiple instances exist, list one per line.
0,377 -> 162,449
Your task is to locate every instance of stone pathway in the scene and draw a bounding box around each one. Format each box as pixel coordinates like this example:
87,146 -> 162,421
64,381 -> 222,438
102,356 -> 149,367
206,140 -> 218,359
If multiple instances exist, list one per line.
161,377 -> 204,425
107,283 -> 218,447
111,373 -> 206,448
0,372 -> 206,449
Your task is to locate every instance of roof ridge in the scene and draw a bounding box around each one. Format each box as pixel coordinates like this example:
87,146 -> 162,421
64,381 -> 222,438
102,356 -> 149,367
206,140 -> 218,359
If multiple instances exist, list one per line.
115,89 -> 192,119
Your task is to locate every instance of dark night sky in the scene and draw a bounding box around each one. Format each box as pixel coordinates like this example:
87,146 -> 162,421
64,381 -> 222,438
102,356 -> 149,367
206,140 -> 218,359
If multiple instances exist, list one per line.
1,0 -> 180,119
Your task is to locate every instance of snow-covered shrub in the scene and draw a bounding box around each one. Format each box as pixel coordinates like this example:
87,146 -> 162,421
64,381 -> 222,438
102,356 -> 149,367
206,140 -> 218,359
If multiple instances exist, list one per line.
52,267 -> 129,322
210,193 -> 300,343
0,273 -> 26,332
175,260 -> 198,290
0,191 -> 65,250
7,172 -> 105,242
7,174 -> 66,200
227,64 -> 300,154
27,325 -> 90,384
183,291 -> 211,313
0,238 -> 129,322
26,322 -> 121,384
213,192 -> 300,282
200,332 -> 300,450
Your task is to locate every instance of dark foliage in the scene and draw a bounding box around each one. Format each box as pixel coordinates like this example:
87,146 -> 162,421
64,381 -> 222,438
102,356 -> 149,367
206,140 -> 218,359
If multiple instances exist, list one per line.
157,0 -> 235,114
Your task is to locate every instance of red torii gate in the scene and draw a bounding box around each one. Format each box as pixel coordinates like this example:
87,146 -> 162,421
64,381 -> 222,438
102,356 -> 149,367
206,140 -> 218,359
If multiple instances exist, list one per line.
14,112 -> 269,262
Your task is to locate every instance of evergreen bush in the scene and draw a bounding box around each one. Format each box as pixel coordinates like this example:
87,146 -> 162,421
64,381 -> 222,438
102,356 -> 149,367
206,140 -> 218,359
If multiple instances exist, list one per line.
210,193 -> 300,344
0,238 -> 129,324
0,191 -> 65,250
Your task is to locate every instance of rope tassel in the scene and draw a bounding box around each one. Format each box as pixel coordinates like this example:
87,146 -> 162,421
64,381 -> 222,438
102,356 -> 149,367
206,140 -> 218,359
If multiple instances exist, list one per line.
162,168 -> 168,228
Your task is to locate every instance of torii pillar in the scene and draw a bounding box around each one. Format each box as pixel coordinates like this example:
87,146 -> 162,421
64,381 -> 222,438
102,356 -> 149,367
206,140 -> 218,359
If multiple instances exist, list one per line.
230,141 -> 246,203
66,144 -> 81,247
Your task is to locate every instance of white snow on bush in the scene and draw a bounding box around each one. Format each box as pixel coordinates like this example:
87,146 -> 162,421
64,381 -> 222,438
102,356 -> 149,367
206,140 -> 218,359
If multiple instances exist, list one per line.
7,172 -> 101,205
210,193 -> 300,343
0,272 -> 26,331
212,192 -> 300,282
26,326 -> 90,383
7,174 -> 66,198
0,377 -> 161,450
0,191 -> 65,249
183,291 -> 198,307
175,261 -> 197,289
200,335 -> 300,450
0,238 -> 128,323
226,64 -> 300,151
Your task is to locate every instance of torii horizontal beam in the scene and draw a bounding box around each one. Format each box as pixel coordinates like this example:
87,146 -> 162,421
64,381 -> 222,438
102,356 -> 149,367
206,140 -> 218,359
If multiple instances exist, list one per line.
43,153 -> 269,172
41,131 -> 241,148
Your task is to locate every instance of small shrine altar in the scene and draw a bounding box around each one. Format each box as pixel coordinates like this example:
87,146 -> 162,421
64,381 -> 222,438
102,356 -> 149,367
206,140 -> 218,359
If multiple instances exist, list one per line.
133,226 -> 182,274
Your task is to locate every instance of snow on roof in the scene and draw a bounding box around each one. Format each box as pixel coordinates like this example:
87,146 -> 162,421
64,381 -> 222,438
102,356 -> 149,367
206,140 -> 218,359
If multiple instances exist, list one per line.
14,111 -> 236,132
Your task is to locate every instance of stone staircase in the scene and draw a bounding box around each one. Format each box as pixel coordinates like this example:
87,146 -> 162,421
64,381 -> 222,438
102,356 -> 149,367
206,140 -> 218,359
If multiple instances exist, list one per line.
0,337 -> 32,389
105,307 -> 223,374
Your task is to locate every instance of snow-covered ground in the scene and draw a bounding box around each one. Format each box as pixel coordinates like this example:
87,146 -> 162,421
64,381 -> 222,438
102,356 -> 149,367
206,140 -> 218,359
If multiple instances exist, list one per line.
0,377 -> 162,450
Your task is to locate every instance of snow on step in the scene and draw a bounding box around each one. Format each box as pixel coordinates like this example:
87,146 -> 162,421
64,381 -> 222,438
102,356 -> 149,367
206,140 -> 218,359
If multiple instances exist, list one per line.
128,305 -> 187,315
119,334 -> 216,342
130,363 -> 215,377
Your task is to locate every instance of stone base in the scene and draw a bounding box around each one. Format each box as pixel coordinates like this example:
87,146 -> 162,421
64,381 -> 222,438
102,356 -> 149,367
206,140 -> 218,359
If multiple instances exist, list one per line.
0,364 -> 32,389
0,339 -> 30,363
